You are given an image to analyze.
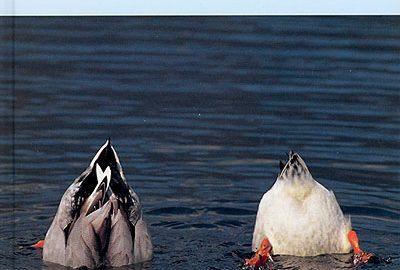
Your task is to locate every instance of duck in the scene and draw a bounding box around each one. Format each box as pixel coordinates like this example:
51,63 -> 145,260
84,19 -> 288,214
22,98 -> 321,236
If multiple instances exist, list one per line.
34,139 -> 153,268
245,151 -> 373,268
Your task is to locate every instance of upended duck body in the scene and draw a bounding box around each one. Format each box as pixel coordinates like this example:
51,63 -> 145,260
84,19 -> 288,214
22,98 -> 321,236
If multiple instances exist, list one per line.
245,151 -> 372,268
41,139 -> 153,269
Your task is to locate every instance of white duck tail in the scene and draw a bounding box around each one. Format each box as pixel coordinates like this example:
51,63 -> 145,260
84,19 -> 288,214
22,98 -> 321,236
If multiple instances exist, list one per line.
252,151 -> 352,256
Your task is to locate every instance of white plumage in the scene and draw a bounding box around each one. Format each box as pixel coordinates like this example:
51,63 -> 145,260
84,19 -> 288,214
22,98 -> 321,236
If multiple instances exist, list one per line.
252,152 -> 352,256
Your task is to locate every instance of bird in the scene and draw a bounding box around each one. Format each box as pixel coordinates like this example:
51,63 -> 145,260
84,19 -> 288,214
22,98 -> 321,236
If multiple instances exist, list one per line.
245,151 -> 372,268
34,139 -> 153,268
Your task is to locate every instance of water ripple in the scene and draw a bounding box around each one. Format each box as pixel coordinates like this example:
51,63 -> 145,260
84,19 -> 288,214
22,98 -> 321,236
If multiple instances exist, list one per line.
0,17 -> 399,270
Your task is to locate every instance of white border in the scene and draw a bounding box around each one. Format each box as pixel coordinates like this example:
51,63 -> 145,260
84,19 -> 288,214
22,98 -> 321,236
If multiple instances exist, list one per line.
1,0 -> 400,16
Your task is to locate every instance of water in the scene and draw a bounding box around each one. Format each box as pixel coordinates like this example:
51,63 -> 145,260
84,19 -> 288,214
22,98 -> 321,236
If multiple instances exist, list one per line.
0,17 -> 399,269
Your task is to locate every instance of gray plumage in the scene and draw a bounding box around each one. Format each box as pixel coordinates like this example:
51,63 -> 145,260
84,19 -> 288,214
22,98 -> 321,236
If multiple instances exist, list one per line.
43,140 -> 153,268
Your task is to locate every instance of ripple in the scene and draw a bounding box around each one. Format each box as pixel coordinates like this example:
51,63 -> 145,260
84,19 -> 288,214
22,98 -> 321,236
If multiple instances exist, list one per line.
147,207 -> 199,216
205,207 -> 256,216
172,223 -> 218,229
215,220 -> 246,228
342,206 -> 400,222
1,16 -> 399,270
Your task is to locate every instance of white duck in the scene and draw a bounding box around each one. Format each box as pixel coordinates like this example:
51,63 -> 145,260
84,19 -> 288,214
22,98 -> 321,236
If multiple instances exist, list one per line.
245,151 -> 372,268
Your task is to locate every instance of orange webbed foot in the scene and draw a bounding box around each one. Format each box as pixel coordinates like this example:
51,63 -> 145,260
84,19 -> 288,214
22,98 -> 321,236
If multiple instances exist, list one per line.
353,251 -> 373,266
348,230 -> 373,266
244,238 -> 273,268
31,239 -> 45,249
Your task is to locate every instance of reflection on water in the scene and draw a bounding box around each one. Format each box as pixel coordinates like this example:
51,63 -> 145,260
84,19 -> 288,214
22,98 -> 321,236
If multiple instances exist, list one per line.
0,17 -> 399,269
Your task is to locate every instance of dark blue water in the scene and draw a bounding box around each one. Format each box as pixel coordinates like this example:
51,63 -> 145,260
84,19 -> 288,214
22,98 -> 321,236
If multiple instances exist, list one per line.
0,17 -> 399,269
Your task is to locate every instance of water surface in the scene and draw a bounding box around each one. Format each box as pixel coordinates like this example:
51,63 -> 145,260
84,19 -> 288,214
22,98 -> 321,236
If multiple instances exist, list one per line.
0,17 -> 399,269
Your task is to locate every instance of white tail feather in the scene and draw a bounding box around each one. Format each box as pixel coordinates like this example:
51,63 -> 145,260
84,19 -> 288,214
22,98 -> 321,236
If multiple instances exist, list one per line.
95,164 -> 111,193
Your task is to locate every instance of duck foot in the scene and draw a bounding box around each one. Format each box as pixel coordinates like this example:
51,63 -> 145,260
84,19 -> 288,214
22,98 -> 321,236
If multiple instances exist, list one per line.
32,239 -> 45,249
353,251 -> 373,266
244,238 -> 273,269
348,230 -> 373,266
